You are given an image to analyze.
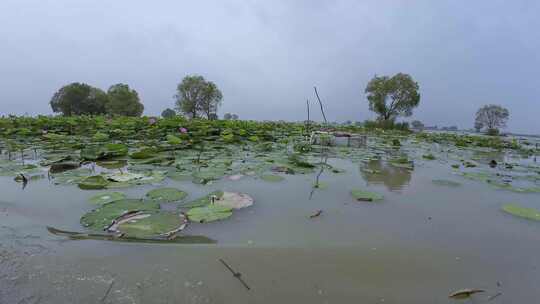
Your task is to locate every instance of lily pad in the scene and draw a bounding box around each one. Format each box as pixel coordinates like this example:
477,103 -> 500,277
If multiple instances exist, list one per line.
78,175 -> 109,190
214,192 -> 254,209
260,174 -> 284,182
81,199 -> 159,231
88,192 -> 127,205
351,189 -> 383,202
502,204 -> 540,222
115,212 -> 187,238
183,191 -> 224,208
186,204 -> 233,223
145,187 -> 187,203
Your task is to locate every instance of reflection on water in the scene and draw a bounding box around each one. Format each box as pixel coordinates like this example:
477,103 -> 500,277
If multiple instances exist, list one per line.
360,159 -> 412,191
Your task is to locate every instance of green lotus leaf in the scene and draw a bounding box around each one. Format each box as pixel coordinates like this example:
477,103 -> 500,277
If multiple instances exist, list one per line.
145,187 -> 187,203
183,191 -> 224,208
78,175 -> 109,190
116,212 -> 187,238
81,199 -> 159,231
186,204 -> 233,223
88,192 -> 127,205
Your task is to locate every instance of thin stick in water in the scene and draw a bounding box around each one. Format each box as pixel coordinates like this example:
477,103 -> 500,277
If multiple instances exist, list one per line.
219,259 -> 251,290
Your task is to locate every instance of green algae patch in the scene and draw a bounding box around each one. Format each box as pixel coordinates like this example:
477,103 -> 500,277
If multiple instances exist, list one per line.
502,204 -> 540,222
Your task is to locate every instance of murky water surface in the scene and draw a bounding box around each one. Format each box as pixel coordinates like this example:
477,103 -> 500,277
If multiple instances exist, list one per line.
1,137 -> 540,304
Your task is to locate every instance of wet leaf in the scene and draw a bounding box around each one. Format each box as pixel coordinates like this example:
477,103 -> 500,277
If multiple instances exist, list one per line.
88,192 -> 127,205
78,175 -> 109,190
448,289 -> 485,299
115,212 -> 187,238
214,192 -> 254,209
183,191 -> 224,208
81,199 -> 159,231
145,187 -> 187,203
186,204 -> 233,223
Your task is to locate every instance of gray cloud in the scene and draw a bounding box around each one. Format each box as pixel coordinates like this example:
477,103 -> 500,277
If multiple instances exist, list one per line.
0,0 -> 538,133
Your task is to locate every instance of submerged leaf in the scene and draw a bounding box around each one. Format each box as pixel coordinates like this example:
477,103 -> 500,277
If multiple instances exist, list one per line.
502,204 -> 540,222
351,189 -> 383,202
432,179 -> 461,187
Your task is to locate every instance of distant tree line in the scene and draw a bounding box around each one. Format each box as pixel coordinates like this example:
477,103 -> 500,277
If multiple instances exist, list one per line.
50,82 -> 143,116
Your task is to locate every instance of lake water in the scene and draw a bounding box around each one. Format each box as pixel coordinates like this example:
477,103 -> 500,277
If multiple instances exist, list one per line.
1,139 -> 540,303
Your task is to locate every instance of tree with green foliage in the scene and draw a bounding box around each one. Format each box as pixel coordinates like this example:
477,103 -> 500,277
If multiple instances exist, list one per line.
475,104 -> 509,135
106,84 -> 144,117
161,108 -> 176,118
174,75 -> 222,119
223,113 -> 232,120
50,82 -> 108,116
365,73 -> 420,122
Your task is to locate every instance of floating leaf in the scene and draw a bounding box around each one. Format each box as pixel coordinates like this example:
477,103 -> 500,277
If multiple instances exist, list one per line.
448,289 -> 485,299
502,204 -> 540,222
78,175 -> 109,190
115,212 -> 187,238
145,187 -> 187,203
81,199 -> 159,231
214,192 -> 254,209
106,172 -> 145,183
183,191 -> 224,208
88,192 -> 127,205
186,204 -> 233,223
167,134 -> 182,145
351,189 -> 383,202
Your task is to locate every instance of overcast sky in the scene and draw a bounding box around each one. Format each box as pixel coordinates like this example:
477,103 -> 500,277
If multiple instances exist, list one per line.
1,0 -> 539,133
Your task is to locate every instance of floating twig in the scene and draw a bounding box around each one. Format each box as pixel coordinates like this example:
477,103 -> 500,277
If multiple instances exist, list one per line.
309,210 -> 323,219
100,280 -> 114,303
219,258 -> 250,290
487,292 -> 502,301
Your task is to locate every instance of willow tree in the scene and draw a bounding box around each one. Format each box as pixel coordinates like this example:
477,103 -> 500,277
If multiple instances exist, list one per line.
365,73 -> 420,122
